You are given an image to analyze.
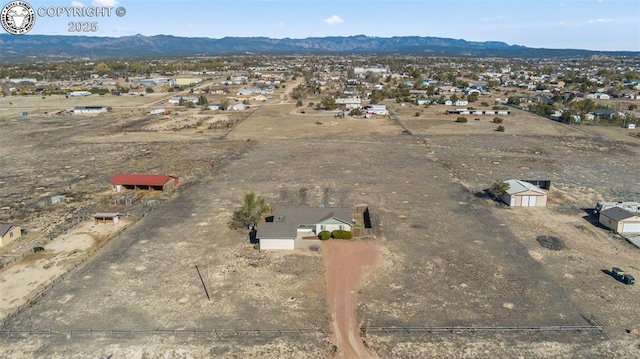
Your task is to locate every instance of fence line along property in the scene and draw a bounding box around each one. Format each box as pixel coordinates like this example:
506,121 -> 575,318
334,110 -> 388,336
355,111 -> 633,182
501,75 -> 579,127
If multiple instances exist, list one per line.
361,315 -> 604,335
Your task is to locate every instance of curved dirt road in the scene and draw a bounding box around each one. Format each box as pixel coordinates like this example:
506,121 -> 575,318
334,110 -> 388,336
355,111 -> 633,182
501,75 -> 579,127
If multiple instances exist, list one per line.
324,240 -> 379,359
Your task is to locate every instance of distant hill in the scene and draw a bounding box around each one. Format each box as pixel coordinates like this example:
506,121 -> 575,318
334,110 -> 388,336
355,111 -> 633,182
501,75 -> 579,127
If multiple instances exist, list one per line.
0,34 -> 637,61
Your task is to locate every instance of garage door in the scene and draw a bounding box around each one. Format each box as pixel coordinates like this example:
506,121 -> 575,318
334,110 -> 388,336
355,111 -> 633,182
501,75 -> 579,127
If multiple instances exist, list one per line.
520,196 -> 530,207
622,222 -> 640,234
259,238 -> 294,250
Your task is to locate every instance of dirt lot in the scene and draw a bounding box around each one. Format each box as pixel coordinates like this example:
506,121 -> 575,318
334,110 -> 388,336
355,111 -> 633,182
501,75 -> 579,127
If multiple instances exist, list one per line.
1,91 -> 640,357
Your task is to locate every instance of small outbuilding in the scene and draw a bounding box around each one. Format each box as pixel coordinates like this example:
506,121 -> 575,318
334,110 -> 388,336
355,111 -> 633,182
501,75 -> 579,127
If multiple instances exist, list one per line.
109,174 -> 179,192
0,223 -> 21,247
599,208 -> 640,234
500,179 -> 548,207
93,213 -> 121,225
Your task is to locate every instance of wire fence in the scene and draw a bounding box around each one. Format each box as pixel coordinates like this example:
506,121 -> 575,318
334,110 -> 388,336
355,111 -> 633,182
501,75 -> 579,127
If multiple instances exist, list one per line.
0,328 -> 326,338
361,315 -> 604,335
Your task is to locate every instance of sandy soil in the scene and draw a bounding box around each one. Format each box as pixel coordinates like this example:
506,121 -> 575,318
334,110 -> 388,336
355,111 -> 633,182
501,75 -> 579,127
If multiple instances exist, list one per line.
0,218 -> 132,321
325,240 -> 379,359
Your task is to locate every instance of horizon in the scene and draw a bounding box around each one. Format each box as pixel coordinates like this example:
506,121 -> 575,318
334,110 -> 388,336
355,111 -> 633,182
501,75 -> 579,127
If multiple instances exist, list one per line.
6,0 -> 640,52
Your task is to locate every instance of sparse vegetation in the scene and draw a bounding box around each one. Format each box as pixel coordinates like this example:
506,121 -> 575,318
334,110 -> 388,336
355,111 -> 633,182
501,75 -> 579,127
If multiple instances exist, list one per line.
488,180 -> 510,197
496,125 -> 505,132
229,193 -> 270,230
331,230 -> 352,239
456,117 -> 468,123
492,117 -> 504,123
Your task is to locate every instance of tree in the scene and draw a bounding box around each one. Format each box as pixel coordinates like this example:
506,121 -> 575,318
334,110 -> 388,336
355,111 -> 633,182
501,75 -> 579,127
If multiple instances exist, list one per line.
220,98 -> 230,110
507,96 -> 521,105
296,99 -> 303,107
320,96 -> 338,110
489,180 -> 510,197
145,87 -> 154,94
93,62 -> 110,75
370,90 -> 384,104
197,95 -> 208,106
229,193 -> 270,230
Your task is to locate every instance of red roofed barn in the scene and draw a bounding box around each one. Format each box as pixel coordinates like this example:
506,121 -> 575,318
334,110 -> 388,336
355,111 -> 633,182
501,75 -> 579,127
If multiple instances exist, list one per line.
109,174 -> 179,192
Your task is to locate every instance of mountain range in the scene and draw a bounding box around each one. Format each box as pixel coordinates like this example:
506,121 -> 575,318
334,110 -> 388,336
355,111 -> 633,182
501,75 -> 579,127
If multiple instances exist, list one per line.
0,34 -> 637,61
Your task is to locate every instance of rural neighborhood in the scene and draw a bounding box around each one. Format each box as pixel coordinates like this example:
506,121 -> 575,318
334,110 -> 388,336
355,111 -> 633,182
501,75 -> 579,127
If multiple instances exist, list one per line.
0,50 -> 639,358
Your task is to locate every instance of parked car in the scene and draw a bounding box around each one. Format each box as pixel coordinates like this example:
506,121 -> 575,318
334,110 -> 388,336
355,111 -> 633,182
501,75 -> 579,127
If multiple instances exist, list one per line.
611,267 -> 635,285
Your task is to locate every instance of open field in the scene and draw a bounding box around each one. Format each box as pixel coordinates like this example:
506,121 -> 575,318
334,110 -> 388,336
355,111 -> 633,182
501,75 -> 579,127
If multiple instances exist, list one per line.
1,91 -> 640,357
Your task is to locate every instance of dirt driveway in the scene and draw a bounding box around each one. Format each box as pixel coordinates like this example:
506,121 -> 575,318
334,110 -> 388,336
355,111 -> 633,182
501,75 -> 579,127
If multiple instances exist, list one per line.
325,240 -> 379,359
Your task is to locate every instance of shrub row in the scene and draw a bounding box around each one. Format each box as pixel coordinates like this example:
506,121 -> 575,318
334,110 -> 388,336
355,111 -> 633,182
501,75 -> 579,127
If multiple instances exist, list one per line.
318,230 -> 353,240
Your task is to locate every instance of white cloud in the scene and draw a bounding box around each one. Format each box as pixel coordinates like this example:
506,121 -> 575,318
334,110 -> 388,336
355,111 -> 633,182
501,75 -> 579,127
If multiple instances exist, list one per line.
92,0 -> 119,6
322,15 -> 344,26
71,1 -> 84,6
588,18 -> 613,24
276,21 -> 284,28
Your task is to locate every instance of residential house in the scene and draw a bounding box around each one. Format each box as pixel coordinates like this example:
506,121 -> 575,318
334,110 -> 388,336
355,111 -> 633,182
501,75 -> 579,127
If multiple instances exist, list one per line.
257,206 -> 353,250
363,104 -> 388,116
335,97 -> 362,110
168,96 -> 198,105
592,108 -> 616,120
175,78 -> 202,86
0,223 -> 22,247
73,106 -> 107,114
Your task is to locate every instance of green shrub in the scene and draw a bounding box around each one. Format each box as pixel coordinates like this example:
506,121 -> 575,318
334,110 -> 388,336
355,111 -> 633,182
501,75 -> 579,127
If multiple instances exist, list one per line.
319,230 -> 331,240
496,125 -> 505,132
492,117 -> 503,124
414,112 -> 421,117
331,230 -> 353,240
456,117 -> 468,123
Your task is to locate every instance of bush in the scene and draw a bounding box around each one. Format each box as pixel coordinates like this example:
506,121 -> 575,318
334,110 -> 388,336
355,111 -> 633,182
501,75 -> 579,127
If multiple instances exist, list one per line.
318,230 -> 331,240
492,117 -> 503,124
414,112 -> 421,117
496,125 -> 505,132
455,117 -> 468,123
331,230 -> 353,240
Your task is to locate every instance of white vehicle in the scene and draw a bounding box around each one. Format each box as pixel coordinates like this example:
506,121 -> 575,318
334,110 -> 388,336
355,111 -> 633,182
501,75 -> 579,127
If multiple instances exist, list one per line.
594,201 -> 640,214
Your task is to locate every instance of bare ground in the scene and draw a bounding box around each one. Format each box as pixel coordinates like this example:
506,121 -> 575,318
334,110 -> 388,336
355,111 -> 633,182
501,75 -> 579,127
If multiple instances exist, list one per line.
1,94 -> 640,357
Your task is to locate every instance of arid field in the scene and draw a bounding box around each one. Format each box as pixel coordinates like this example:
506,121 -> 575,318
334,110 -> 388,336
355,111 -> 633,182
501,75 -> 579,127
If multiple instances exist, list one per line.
1,87 -> 640,358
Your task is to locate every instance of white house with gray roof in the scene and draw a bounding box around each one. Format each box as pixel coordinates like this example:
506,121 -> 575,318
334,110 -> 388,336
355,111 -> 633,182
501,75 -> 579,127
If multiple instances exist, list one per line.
499,179 -> 548,207
257,206 -> 353,250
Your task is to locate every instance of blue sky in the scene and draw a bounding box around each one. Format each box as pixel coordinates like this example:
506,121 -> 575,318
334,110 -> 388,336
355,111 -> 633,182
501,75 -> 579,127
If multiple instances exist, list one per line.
20,0 -> 640,51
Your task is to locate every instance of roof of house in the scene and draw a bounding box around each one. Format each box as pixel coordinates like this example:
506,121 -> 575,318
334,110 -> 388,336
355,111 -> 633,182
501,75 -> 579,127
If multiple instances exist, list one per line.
256,222 -> 296,239
0,224 -> 16,237
593,108 -> 615,116
600,207 -> 640,222
272,206 -> 352,226
257,206 -> 352,240
504,179 -> 546,195
109,174 -> 176,186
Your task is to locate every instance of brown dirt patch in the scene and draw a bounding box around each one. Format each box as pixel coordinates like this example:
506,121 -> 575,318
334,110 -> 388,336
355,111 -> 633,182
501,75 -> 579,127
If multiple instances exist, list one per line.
324,240 -> 379,359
